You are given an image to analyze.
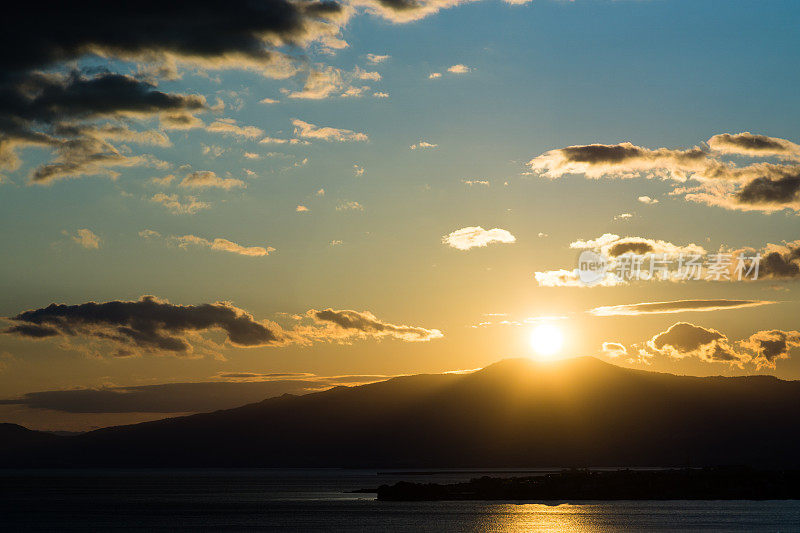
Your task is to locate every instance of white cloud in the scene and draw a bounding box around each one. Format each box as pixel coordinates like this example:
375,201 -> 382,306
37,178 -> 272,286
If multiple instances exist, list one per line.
69,228 -> 101,249
442,226 -> 516,250
638,195 -> 659,204
570,233 -> 706,258
354,66 -> 381,81
601,342 -> 627,358
410,141 -> 438,150
447,64 -> 471,74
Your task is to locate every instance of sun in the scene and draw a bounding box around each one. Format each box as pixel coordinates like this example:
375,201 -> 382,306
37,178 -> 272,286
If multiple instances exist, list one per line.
529,323 -> 564,359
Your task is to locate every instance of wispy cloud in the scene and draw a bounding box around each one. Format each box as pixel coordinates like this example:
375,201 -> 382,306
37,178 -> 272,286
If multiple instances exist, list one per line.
336,200 -> 364,211
150,193 -> 210,214
303,309 -> 443,342
174,235 -> 274,257
292,119 -> 368,142
366,54 -> 390,64
179,171 -> 245,190
463,179 -> 489,186
410,141 -> 438,150
589,299 -> 775,316
207,118 -> 264,139
601,342 -> 627,358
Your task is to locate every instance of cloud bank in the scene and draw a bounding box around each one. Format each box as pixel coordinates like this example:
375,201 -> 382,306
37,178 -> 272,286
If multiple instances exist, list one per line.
3,296 -> 444,357
527,133 -> 800,213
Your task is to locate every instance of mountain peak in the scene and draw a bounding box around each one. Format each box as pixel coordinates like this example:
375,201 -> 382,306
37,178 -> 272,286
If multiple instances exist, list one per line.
478,355 -> 616,373
469,355 -> 628,384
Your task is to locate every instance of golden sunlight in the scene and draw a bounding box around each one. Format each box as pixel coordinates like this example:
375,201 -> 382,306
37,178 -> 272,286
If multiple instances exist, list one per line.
529,323 -> 564,359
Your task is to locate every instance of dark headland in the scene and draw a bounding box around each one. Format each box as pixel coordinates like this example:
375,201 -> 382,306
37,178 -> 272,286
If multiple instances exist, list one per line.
375,468 -> 800,501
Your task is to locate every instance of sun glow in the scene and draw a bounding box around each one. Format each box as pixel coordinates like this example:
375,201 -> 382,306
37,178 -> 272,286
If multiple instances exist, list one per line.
529,323 -> 564,359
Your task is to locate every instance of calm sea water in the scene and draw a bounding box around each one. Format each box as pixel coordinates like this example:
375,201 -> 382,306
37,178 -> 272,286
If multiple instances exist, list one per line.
1,469 -> 798,531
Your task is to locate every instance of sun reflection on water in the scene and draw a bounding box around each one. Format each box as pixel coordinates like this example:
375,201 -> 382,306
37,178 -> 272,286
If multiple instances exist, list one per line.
475,503 -> 602,532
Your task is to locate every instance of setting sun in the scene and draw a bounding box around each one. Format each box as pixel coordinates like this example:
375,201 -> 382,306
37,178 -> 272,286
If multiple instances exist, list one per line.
530,323 -> 564,359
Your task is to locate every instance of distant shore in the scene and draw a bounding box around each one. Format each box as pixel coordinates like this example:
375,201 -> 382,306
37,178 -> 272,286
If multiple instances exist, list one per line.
375,468 -> 800,501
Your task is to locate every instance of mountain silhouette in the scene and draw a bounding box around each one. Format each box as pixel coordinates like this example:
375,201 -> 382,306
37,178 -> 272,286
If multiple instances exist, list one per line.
5,357 -> 800,468
0,423 -> 63,452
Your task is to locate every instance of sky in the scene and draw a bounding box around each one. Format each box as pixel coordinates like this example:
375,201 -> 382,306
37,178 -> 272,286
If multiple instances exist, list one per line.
1,0 -> 800,430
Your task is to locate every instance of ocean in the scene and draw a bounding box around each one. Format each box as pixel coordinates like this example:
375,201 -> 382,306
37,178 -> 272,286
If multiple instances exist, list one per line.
2,469 -> 798,531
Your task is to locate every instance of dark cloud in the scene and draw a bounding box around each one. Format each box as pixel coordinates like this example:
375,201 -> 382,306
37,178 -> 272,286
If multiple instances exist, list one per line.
647,322 -> 743,364
4,324 -> 59,338
374,0 -> 421,12
0,380 -> 331,414
735,174 -> 800,206
561,144 -> 654,164
528,142 -> 711,180
0,373 -> 394,414
1,71 -> 205,125
3,298 -> 444,356
650,322 -> 724,352
707,132 -> 800,160
570,233 -> 705,258
4,296 -> 284,356
645,323 -> 799,368
0,0 -> 343,182
0,71 -> 204,182
740,330 -> 800,369
759,241 -> 800,279
0,1 -> 342,75
590,299 -> 774,316
608,241 -> 655,257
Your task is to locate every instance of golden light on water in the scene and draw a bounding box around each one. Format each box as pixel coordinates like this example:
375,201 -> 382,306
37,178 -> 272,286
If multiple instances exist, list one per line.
529,323 -> 564,360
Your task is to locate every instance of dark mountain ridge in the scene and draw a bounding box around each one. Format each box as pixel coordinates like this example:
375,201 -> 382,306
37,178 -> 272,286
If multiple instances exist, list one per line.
4,357 -> 800,468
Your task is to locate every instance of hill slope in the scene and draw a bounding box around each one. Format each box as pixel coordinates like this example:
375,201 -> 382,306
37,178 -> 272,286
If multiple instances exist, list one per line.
0,423 -> 63,452
5,357 -> 800,468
